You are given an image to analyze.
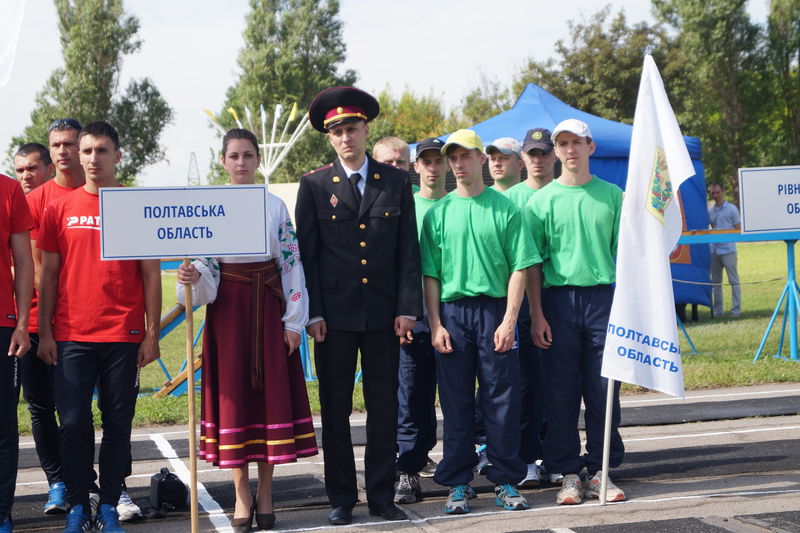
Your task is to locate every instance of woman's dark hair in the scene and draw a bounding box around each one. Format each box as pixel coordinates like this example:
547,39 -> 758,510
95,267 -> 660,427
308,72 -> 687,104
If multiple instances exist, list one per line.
222,128 -> 260,158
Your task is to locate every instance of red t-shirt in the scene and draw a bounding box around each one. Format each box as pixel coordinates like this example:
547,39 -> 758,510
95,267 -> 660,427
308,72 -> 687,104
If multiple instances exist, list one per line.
26,179 -> 81,333
1,174 -> 34,328
37,187 -> 145,342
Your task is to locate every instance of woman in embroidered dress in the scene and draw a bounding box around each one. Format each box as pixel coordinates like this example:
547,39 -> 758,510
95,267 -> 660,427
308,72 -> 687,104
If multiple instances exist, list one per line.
177,128 -> 317,532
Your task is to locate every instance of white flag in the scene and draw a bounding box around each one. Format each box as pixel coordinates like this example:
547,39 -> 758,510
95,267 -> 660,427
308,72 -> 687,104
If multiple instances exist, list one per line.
0,0 -> 27,87
601,55 -> 696,398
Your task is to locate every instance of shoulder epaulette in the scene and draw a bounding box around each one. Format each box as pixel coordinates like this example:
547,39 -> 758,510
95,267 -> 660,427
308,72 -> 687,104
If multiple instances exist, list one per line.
303,162 -> 334,176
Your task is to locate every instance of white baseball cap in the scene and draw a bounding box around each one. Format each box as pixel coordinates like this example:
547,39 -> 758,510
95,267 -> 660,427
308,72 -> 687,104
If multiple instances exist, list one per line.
551,119 -> 592,142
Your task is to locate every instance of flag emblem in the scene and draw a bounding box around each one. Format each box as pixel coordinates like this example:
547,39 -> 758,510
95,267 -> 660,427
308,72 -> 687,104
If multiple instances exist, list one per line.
645,146 -> 673,225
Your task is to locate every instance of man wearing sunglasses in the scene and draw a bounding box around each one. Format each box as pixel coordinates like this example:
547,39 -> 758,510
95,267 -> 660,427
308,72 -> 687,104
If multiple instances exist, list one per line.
20,118 -> 86,517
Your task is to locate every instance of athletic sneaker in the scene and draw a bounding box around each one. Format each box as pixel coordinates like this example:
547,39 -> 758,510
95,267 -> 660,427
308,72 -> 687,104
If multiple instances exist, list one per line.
394,472 -> 422,504
474,444 -> 491,475
0,517 -> 12,533
63,504 -> 93,533
583,472 -> 626,502
419,456 -> 438,478
517,463 -> 540,488
494,484 -> 529,510
537,462 -> 564,484
95,503 -> 126,532
443,484 -> 475,515
556,474 -> 583,505
116,490 -> 143,522
88,491 -> 100,518
44,481 -> 69,514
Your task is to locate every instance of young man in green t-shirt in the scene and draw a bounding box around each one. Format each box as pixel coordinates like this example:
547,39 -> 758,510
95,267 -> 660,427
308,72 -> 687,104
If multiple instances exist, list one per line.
486,137 -> 523,192
420,129 -> 539,515
505,127 -> 557,208
500,128 -> 560,488
525,118 -> 626,506
394,137 -> 447,504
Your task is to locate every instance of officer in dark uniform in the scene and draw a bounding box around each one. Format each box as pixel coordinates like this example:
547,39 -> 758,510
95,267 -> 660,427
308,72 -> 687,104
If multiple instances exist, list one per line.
295,87 -> 422,525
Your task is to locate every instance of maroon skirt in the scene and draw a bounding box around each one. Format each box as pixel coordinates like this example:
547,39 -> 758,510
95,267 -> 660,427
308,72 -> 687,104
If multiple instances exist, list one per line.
198,260 -> 318,468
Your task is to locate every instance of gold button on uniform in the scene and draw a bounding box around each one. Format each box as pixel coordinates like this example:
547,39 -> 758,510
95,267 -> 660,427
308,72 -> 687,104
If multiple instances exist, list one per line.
331,214 -> 336,220
360,241 -> 366,248
359,223 -> 366,230
373,173 -> 380,180
362,277 -> 368,284
332,176 -> 340,183
361,259 -> 367,265
384,212 -> 389,217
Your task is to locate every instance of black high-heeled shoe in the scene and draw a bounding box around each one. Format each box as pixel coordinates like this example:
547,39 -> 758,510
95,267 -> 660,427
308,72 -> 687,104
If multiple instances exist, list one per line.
231,502 -> 255,533
255,511 -> 275,530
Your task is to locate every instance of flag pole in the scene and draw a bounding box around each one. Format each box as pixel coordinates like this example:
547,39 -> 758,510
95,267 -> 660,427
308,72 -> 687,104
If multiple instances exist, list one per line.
600,377 -> 615,505
182,258 -> 199,533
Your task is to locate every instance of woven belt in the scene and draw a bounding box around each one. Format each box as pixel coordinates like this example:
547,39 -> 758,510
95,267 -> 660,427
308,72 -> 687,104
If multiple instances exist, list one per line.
220,260 -> 284,391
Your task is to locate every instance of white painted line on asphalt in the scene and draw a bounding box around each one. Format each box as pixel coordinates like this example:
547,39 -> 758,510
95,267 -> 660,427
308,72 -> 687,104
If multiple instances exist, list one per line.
150,433 -> 231,533
620,388 -> 800,405
266,488 -> 800,532
18,423 -> 798,483
622,425 -> 800,443
551,529 -> 578,533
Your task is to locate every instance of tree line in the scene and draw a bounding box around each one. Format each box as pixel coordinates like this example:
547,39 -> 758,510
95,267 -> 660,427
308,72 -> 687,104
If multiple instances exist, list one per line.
8,0 -> 799,195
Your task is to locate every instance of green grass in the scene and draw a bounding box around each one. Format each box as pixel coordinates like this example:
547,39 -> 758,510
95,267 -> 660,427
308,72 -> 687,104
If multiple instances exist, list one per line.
661,241 -> 799,391
16,242 -> 798,432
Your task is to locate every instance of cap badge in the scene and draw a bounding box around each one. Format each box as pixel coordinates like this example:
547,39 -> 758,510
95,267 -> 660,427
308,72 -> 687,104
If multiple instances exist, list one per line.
337,106 -> 344,113
330,194 -> 338,207
532,131 -> 543,140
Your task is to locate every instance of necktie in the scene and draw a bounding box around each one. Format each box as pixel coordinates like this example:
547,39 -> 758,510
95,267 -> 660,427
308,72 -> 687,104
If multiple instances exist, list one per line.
350,172 -> 363,204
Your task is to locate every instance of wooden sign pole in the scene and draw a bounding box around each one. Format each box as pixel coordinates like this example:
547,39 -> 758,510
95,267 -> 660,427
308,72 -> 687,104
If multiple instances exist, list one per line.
183,258 -> 199,533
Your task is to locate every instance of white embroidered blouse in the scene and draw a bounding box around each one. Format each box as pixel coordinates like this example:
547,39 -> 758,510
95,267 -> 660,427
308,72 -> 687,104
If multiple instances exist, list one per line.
176,193 -> 309,334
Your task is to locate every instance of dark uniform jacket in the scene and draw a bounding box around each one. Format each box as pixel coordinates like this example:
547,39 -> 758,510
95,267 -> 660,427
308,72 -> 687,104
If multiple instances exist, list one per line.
295,156 -> 422,331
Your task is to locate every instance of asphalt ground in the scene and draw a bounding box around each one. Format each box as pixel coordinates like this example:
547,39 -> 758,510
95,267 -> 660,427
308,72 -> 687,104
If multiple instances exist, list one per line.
12,383 -> 800,532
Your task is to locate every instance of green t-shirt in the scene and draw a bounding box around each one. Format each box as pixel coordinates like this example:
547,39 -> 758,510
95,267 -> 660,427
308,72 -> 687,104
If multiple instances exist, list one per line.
412,184 -> 420,193
525,176 -> 622,288
420,187 -> 541,302
503,181 -> 538,210
414,192 -> 440,240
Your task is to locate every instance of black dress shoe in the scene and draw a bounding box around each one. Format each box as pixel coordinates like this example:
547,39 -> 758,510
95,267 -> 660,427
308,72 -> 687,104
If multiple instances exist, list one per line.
328,505 -> 353,525
368,502 -> 407,521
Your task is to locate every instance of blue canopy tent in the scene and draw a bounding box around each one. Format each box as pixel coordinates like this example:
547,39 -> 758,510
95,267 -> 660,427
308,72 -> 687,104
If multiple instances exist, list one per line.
424,83 -> 711,306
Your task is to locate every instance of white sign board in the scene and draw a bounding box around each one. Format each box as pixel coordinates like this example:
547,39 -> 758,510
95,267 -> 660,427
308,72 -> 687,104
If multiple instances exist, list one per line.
99,185 -> 269,260
739,165 -> 800,233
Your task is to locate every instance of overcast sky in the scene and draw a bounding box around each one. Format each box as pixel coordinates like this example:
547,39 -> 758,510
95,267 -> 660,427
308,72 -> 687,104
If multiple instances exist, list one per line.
1,0 -> 768,186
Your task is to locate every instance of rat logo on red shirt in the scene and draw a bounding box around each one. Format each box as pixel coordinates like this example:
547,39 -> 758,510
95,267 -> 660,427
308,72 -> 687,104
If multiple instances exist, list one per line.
66,215 -> 101,229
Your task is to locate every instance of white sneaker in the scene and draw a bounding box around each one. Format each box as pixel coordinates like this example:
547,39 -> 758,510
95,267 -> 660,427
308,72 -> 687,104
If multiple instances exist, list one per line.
117,489 -> 143,522
517,463 -> 540,488
583,471 -> 626,502
556,474 -> 583,505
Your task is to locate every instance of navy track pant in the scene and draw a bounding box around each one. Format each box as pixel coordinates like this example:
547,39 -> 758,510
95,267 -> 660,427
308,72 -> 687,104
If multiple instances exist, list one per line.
540,285 -> 624,476
433,296 -> 525,488
53,341 -> 139,509
21,334 -> 63,486
0,328 -> 20,523
396,317 -> 437,474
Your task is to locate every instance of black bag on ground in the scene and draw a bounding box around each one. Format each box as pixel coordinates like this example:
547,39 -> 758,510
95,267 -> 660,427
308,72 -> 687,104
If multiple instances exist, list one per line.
150,467 -> 189,511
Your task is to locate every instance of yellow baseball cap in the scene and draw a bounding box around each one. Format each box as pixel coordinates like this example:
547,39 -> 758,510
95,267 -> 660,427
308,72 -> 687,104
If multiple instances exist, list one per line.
441,129 -> 484,155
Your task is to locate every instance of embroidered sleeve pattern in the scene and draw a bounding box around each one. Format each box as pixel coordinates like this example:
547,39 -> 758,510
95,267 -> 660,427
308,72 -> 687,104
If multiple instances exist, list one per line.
175,257 -> 220,307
